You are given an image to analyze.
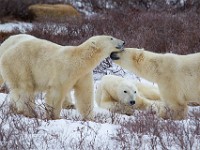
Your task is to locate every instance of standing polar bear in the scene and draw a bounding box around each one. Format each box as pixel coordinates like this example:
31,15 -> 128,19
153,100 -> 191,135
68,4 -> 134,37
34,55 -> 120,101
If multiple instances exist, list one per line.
96,75 -> 162,115
0,34 -> 125,120
110,48 -> 200,120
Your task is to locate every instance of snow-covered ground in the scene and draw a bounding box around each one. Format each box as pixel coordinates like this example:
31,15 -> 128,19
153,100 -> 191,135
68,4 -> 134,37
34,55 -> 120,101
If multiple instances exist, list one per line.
0,21 -> 200,150
0,77 -> 200,149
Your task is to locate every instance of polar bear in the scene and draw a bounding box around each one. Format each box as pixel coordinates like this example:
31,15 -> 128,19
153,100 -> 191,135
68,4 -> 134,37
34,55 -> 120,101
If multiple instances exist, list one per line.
110,48 -> 200,120
0,34 -> 125,120
136,82 -> 160,101
95,75 -> 162,115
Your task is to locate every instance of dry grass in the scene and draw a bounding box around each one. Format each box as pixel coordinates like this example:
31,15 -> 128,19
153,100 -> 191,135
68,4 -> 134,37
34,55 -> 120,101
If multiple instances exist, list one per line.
0,97 -> 200,149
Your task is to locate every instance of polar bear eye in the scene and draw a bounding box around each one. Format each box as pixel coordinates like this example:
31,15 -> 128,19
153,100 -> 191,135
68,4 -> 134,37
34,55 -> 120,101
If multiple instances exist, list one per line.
124,90 -> 127,93
110,38 -> 113,40
134,91 -> 137,94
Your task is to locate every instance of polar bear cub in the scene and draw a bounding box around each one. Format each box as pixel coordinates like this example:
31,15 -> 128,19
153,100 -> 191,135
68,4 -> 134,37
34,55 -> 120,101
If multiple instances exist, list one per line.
0,34 -> 125,120
95,75 -> 162,115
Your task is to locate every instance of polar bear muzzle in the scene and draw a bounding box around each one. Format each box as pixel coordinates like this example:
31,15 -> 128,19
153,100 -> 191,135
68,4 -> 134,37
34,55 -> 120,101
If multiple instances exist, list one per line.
116,41 -> 125,50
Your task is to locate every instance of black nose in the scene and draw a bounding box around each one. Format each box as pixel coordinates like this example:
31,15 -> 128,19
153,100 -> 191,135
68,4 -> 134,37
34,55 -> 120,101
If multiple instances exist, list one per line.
122,41 -> 125,45
130,101 -> 135,105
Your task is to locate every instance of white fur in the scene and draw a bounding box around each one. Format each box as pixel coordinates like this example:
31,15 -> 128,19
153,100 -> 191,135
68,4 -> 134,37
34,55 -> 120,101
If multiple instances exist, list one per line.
95,75 -> 162,115
0,34 -> 124,120
113,48 -> 200,119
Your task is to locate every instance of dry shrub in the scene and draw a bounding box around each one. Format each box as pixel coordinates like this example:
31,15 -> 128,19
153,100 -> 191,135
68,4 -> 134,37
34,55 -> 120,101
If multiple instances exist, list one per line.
0,0 -> 200,21
0,94 -> 200,149
1,0 -> 200,55
0,98 -> 43,149
26,8 -> 200,55
110,109 -> 200,149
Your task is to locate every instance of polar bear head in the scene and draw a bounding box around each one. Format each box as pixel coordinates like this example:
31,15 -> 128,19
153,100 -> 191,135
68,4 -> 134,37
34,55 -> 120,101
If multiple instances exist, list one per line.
86,35 -> 125,58
117,81 -> 138,106
110,48 -> 144,71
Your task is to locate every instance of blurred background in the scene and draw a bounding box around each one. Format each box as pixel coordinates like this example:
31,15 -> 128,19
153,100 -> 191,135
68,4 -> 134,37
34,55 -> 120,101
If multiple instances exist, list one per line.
0,0 -> 200,55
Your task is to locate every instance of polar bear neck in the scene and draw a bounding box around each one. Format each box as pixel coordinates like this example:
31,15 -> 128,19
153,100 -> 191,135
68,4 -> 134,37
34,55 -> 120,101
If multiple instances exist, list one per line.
138,51 -> 163,82
66,42 -> 104,73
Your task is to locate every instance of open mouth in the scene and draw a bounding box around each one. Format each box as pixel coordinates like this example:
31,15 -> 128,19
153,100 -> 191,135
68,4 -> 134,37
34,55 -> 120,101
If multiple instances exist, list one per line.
110,52 -> 120,60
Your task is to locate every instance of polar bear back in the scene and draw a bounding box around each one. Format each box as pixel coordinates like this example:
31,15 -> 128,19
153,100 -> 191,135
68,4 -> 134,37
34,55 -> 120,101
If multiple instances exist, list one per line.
0,34 -> 76,91
0,34 -> 36,56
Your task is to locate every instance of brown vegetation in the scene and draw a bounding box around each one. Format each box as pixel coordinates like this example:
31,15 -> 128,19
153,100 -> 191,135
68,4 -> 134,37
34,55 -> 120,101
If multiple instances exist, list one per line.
0,32 -> 20,43
0,0 -> 200,55
0,98 -> 200,149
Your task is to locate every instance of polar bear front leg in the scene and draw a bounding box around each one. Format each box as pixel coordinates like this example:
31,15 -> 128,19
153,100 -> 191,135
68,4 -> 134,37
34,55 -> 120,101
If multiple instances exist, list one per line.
45,87 -> 65,120
62,93 -> 75,109
158,102 -> 188,120
74,72 -> 94,120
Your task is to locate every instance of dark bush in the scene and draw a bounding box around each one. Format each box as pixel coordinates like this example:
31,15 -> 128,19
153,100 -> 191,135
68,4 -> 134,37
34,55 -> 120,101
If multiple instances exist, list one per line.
21,7 -> 200,55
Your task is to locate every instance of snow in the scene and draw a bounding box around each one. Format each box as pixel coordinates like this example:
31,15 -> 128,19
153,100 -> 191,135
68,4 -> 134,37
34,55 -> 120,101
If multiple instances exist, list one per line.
0,92 -> 128,149
0,74 -> 200,149
166,0 -> 186,6
0,22 -> 32,33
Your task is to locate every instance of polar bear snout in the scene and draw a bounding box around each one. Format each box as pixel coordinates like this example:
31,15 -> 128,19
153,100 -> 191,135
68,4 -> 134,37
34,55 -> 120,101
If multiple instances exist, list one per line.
109,38 -> 125,60
129,100 -> 135,105
115,41 -> 125,51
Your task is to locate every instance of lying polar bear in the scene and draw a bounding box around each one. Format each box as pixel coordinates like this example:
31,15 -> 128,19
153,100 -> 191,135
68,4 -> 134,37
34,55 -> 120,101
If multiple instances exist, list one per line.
95,75 -> 163,115
0,34 -> 125,120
